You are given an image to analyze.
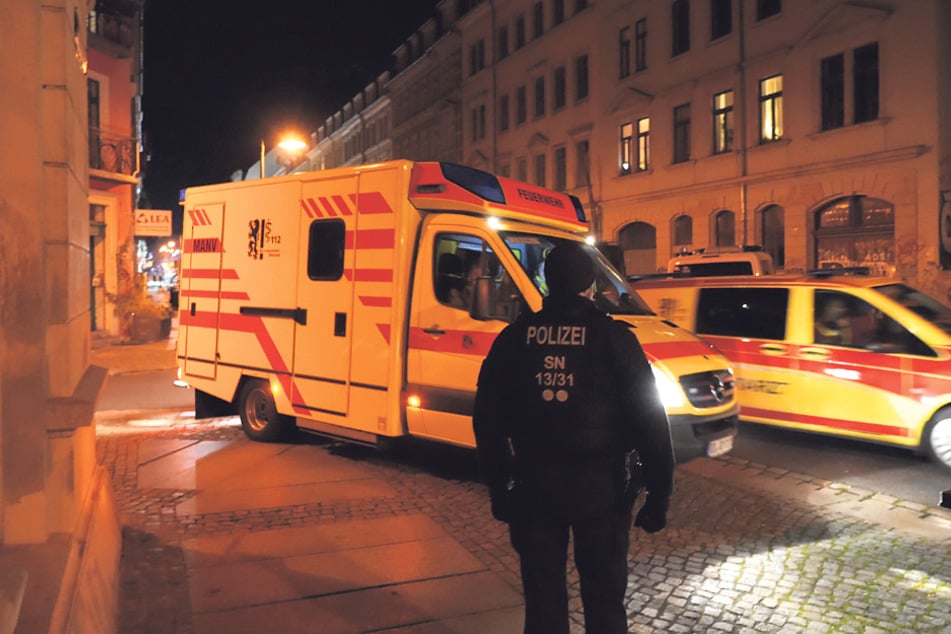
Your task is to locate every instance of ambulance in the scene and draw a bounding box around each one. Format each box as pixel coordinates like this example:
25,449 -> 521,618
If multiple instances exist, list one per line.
632,272 -> 951,471
176,161 -> 738,463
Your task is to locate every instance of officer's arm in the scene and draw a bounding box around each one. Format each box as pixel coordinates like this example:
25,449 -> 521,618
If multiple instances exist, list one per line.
614,325 -> 675,503
473,330 -> 517,493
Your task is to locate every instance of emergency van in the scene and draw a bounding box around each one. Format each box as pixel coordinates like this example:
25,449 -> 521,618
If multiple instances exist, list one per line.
666,247 -> 775,277
176,161 -> 738,463
631,273 -> 951,471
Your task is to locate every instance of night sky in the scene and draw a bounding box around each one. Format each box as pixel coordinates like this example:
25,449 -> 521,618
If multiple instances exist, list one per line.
140,1 -> 439,215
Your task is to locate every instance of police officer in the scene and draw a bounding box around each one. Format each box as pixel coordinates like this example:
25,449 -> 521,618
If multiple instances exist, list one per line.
473,241 -> 675,634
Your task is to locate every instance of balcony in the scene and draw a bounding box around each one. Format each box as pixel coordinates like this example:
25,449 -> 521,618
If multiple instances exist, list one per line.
89,128 -> 139,182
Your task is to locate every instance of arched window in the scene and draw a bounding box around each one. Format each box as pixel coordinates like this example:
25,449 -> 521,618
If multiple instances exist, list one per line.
619,221 -> 657,275
814,196 -> 894,276
714,210 -> 735,247
760,204 -> 785,268
672,215 -> 692,250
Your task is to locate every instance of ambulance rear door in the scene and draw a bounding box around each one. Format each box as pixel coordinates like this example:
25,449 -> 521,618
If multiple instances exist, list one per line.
181,202 -> 225,380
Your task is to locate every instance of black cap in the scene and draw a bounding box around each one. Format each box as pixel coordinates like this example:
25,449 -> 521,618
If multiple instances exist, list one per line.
545,242 -> 596,296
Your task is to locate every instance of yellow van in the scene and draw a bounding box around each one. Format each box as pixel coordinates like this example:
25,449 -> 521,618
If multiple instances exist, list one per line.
632,273 -> 951,471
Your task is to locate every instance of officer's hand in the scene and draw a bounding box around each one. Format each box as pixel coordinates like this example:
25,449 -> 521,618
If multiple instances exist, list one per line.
489,479 -> 517,523
634,495 -> 667,534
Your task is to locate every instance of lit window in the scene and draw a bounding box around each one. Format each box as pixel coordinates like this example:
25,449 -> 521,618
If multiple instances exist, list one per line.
620,122 -> 633,175
712,89 -> 734,154
636,117 -> 650,171
759,74 -> 783,143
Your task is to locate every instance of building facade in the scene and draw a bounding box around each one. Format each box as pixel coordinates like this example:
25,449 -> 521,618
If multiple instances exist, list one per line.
463,0 -> 951,298
87,0 -> 145,337
1,0 -> 121,630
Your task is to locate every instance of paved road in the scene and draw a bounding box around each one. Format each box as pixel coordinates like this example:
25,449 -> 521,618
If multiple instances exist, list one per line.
96,415 -> 951,634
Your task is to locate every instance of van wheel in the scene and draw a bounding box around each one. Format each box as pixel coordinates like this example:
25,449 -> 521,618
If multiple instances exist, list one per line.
923,409 -> 951,472
238,379 -> 294,442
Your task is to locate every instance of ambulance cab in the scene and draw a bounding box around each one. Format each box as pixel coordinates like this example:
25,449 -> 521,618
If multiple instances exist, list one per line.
632,272 -> 951,471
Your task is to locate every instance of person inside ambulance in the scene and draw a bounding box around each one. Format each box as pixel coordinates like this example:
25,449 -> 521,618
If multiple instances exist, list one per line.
435,252 -> 465,307
814,293 -> 853,345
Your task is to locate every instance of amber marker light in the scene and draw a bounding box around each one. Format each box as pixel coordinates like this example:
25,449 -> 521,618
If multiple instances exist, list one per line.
407,394 -> 422,409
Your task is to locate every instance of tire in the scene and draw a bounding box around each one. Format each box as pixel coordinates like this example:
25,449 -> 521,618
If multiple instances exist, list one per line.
923,408 -> 951,472
237,379 -> 294,442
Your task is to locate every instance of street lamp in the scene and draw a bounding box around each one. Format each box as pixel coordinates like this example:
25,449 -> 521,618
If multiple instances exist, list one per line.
260,135 -> 309,178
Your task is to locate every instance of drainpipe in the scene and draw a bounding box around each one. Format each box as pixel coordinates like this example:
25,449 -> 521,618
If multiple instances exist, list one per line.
738,0 -> 749,244
490,0 -> 498,172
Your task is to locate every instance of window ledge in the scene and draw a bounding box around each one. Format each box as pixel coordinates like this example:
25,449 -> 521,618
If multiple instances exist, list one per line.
750,137 -> 792,151
806,117 -> 892,141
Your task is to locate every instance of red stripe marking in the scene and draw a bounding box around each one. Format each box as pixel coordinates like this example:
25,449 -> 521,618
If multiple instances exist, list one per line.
181,290 -> 250,300
360,296 -> 392,307
641,339 -> 722,362
408,327 -> 498,356
741,406 -> 911,438
181,268 -> 239,279
351,191 -> 394,214
331,195 -> 353,215
319,197 -> 336,217
377,323 -> 391,344
343,229 -> 393,250
302,198 -> 321,218
183,238 -> 222,253
346,269 -> 393,282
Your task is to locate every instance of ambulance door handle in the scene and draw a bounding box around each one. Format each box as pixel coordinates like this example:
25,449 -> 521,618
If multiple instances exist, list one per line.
758,343 -> 788,356
800,347 -> 832,360
423,326 -> 446,336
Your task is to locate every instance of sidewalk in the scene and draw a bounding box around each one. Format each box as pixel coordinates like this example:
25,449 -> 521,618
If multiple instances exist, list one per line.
92,336 -> 951,633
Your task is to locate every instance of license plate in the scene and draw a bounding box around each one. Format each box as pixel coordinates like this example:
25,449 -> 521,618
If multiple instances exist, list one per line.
706,435 -> 734,457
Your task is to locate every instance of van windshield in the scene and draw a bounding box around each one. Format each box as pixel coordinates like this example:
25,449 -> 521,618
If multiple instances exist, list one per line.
874,283 -> 951,335
498,232 -> 654,316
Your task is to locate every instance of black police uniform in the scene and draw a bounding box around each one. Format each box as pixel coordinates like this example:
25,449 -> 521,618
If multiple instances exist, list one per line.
474,289 -> 675,634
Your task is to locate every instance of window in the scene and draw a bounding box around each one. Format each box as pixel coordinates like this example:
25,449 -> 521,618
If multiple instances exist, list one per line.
672,0 -> 690,56
712,89 -> 734,153
636,117 -> 650,171
533,1 -> 544,38
854,42 -> 879,124
534,153 -> 547,187
696,287 -> 789,340
575,0 -> 588,11
715,209 -> 735,246
471,105 -> 486,142
673,215 -> 693,247
469,39 -> 485,76
575,55 -> 589,101
307,220 -> 345,280
575,139 -> 590,187
756,0 -> 781,21
820,54 -> 845,130
517,157 -> 528,182
515,14 -> 526,49
815,195 -> 894,276
711,0 -> 731,40
534,76 -> 546,118
620,122 -> 633,175
516,85 -> 527,124
619,27 -> 631,78
759,74 -> 783,143
673,103 -> 691,163
553,66 -> 567,110
553,146 -> 567,191
553,0 -> 565,25
760,204 -> 785,268
499,94 -> 510,132
498,25 -> 509,59
635,18 -> 648,71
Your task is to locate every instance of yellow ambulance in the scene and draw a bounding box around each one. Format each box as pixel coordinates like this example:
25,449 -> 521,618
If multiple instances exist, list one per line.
632,273 -> 951,471
177,161 -> 737,463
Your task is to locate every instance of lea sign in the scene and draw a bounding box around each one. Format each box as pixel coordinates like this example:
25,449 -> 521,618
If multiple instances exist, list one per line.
134,209 -> 172,237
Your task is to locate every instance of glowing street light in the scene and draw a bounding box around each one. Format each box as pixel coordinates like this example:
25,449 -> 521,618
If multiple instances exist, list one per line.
260,134 -> 309,178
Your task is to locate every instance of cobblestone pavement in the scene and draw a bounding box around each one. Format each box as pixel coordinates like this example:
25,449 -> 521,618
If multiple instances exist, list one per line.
97,419 -> 951,634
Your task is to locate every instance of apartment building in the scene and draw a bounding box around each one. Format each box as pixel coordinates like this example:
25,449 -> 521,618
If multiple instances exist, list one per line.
462,0 -> 951,298
87,0 -> 145,336
274,0 -> 951,298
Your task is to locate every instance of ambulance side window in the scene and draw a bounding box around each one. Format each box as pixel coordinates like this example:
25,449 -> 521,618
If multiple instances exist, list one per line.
433,232 -> 525,320
307,220 -> 345,280
696,287 -> 788,340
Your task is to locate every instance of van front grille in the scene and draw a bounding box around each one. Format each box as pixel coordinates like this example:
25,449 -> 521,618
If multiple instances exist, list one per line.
679,370 -> 735,408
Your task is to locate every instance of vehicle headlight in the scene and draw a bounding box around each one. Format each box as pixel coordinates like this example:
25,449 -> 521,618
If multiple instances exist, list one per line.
651,365 -> 685,408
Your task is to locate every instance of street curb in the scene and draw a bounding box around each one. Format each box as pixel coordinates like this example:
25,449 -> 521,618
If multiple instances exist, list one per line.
682,456 -> 951,544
